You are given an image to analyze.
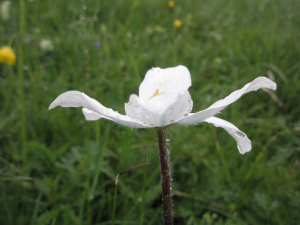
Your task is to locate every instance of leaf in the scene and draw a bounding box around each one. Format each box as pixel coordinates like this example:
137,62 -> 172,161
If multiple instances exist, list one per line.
0,173 -> 33,181
36,208 -> 59,225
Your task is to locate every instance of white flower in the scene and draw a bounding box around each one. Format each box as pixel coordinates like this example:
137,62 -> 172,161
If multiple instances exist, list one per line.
49,65 -> 276,154
39,39 -> 54,51
0,1 -> 11,20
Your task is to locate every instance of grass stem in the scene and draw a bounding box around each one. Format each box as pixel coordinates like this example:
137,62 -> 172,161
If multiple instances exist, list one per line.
140,155 -> 148,225
18,0 -> 26,159
112,174 -> 119,225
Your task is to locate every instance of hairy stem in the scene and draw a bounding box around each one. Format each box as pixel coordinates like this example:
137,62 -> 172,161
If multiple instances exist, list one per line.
156,128 -> 173,225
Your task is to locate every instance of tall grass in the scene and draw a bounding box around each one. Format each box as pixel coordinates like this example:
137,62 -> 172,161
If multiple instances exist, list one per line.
0,0 -> 299,224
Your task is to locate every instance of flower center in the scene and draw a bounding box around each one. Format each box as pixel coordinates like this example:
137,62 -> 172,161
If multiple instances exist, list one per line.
149,89 -> 165,99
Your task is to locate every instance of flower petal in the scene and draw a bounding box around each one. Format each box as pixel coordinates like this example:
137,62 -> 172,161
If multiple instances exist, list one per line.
82,108 -> 107,121
204,117 -> 251,154
49,91 -> 153,128
176,77 -> 276,125
139,65 -> 192,101
125,91 -> 193,127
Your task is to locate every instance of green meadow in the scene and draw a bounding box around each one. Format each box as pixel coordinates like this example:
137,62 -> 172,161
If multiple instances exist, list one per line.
1,0 -> 300,224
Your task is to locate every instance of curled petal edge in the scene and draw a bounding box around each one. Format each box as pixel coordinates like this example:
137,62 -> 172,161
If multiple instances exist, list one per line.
176,77 -> 276,125
204,116 -> 252,154
49,91 -> 153,128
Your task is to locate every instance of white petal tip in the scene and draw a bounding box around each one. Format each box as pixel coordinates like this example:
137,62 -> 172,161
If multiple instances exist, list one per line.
238,146 -> 252,155
48,104 -> 55,110
255,77 -> 277,91
237,139 -> 252,154
269,80 -> 277,91
204,117 -> 252,155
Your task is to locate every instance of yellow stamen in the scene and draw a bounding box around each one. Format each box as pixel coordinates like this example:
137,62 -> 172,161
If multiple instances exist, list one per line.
149,89 -> 165,99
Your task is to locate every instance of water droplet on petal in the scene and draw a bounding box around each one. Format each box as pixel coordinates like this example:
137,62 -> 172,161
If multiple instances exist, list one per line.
170,120 -> 175,123
183,114 -> 188,117
166,133 -> 172,142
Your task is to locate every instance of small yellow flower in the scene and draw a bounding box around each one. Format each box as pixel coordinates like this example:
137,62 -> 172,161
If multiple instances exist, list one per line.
168,1 -> 175,8
0,46 -> 16,65
173,19 -> 182,29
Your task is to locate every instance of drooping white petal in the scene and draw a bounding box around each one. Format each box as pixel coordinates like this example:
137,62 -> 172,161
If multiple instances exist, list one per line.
49,91 -> 153,128
204,116 -> 251,154
139,65 -> 192,101
125,91 -> 193,127
82,108 -> 107,121
176,77 -> 277,125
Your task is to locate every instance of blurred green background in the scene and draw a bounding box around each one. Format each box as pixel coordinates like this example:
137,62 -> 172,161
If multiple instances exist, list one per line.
1,0 -> 300,224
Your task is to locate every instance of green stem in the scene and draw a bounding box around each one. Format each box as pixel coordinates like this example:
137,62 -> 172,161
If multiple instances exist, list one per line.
213,127 -> 230,184
18,0 -> 26,158
95,120 -> 100,143
173,37 -> 178,66
156,128 -> 173,225
112,175 -> 118,225
140,155 -> 148,225
86,145 -> 91,225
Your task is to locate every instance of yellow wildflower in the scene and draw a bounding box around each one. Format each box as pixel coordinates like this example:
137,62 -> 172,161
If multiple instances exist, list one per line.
0,46 -> 16,65
173,19 -> 182,29
168,1 -> 175,8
